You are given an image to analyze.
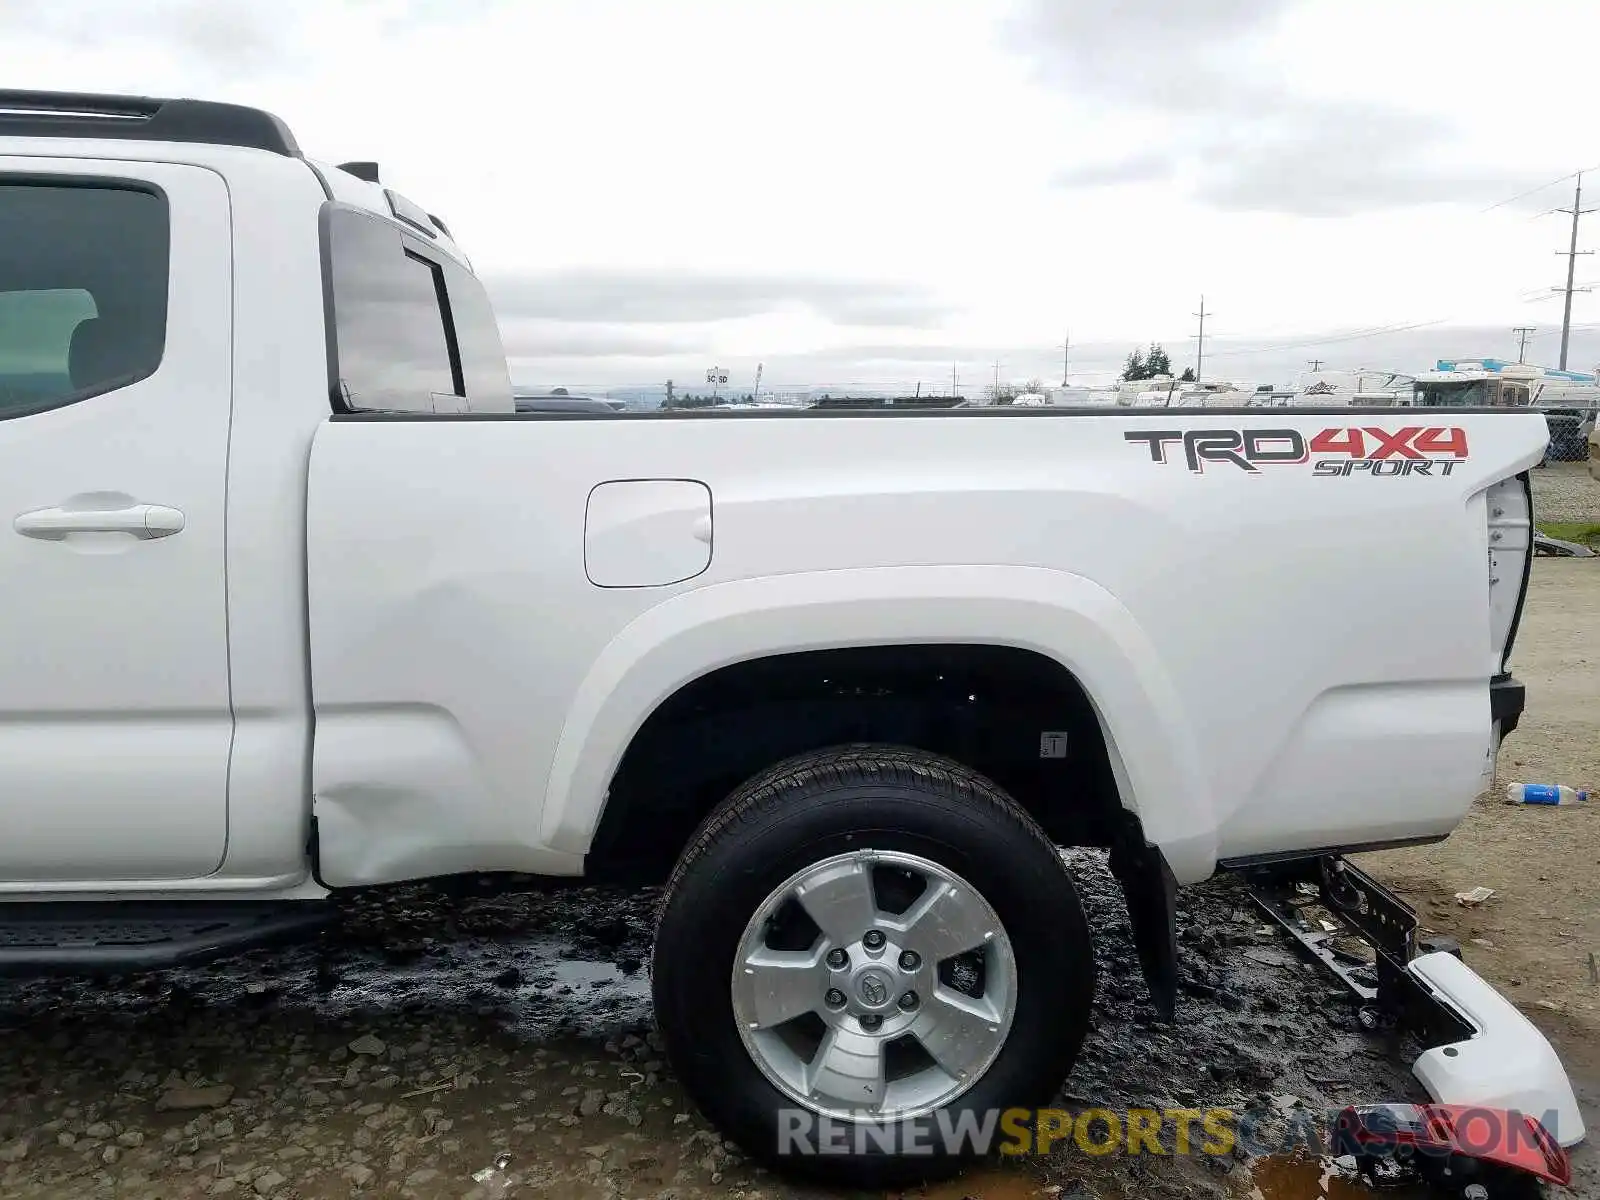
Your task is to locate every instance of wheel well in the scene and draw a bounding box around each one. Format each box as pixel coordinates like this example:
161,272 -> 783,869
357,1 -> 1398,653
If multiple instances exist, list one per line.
586,644 -> 1127,885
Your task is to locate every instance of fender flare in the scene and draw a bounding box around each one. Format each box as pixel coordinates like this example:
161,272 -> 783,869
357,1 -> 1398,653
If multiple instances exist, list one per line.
539,564 -> 1219,882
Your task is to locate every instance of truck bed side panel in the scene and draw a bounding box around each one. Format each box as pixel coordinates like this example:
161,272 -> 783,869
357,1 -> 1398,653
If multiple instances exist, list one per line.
304,409 -> 1548,886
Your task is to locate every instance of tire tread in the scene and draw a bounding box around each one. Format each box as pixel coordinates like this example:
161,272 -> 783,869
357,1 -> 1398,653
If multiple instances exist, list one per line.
658,743 -> 1061,920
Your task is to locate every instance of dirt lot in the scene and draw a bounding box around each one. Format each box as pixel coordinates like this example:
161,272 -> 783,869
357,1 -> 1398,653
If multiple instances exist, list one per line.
0,474 -> 1595,1200
1359,553 -> 1600,1196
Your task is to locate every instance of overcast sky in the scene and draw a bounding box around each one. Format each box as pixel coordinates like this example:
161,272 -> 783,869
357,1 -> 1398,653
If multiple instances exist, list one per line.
6,0 -> 1600,391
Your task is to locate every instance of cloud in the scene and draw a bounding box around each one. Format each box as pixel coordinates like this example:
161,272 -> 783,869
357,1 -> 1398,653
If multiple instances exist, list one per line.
352,0 -> 508,38
497,321 -> 699,360
0,0 -> 488,76
1010,0 -> 1552,217
0,0 -> 293,69
1188,103 -> 1538,218
661,340 -> 1136,385
1054,153 -> 1174,190
482,268 -> 949,328
796,342 -> 1064,367
1005,0 -> 1287,113
150,2 -> 286,69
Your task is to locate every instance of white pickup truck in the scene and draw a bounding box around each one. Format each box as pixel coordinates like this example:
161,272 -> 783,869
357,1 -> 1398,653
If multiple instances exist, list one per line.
0,91 -> 1568,1179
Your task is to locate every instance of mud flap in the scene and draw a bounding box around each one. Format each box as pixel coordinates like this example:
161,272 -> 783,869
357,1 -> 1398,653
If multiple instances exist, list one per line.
1108,830 -> 1178,1022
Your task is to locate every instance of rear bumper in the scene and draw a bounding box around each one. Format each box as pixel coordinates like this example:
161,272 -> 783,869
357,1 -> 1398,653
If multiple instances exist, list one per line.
1409,951 -> 1586,1147
1491,673 -> 1525,739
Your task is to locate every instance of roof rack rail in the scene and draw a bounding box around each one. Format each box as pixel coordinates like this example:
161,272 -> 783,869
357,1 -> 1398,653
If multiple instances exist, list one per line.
0,90 -> 299,157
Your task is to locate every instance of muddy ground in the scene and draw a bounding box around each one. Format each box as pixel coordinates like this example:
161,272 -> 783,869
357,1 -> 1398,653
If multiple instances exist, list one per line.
1,473 -> 1596,1200
0,861 -> 1436,1200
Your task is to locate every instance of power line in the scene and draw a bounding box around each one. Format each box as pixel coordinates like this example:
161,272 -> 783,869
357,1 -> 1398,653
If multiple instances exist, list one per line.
1480,163 -> 1600,213
1523,277 -> 1600,297
1205,316 -> 1450,359
1518,279 -> 1600,301
1538,321 -> 1600,333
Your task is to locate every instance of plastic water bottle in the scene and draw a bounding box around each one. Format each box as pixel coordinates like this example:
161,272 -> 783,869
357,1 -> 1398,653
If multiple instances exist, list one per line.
1504,782 -> 1589,806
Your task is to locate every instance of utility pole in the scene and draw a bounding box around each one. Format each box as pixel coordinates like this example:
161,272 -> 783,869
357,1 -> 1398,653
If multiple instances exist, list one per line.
1062,333 -> 1070,387
1307,358 -> 1324,371
1191,296 -> 1210,384
992,360 -> 1002,400
1552,174 -> 1596,370
951,362 -> 958,397
1512,327 -> 1536,364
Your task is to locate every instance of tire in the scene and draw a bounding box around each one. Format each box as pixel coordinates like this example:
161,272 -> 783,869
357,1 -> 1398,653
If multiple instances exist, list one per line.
651,744 -> 1096,1187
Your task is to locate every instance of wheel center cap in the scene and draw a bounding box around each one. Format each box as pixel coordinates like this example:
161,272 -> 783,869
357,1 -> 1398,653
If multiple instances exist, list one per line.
855,968 -> 894,1009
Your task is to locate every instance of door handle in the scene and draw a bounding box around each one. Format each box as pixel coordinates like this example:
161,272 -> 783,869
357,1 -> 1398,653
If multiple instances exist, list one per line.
14,504 -> 186,540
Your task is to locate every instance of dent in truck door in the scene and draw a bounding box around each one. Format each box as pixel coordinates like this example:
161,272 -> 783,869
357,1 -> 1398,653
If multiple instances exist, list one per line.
0,162 -> 233,884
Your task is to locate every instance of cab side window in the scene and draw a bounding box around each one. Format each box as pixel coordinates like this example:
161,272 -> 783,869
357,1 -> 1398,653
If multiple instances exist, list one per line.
0,182 -> 169,419
323,205 -> 511,414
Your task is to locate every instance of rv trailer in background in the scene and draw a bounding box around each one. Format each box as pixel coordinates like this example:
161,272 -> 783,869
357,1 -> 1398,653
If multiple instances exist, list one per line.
1413,359 -> 1598,462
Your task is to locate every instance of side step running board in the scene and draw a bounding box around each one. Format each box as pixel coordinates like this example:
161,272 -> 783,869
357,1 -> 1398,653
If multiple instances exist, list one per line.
0,901 -> 333,976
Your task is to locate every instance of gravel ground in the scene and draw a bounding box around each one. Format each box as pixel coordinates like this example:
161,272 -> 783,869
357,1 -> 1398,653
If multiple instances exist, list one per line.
0,857 -> 1446,1200
1532,459 -> 1600,524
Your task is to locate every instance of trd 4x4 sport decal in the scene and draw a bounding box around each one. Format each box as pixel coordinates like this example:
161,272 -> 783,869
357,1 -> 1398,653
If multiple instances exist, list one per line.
1124,426 -> 1470,476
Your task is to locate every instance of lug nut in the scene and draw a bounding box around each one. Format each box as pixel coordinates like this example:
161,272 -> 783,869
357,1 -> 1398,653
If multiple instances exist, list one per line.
825,948 -> 848,969
862,930 -> 886,951
899,990 -> 919,1011
824,988 -> 846,1008
898,950 -> 920,971
860,1013 -> 883,1031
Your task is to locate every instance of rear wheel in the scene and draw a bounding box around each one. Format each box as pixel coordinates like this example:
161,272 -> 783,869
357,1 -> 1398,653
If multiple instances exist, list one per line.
651,745 -> 1096,1186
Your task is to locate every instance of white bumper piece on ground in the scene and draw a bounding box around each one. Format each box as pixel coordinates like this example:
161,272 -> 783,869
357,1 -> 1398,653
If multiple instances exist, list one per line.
1408,951 -> 1586,1147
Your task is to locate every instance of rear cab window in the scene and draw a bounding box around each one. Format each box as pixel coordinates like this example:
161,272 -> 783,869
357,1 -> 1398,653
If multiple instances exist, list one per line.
0,182 -> 169,418
321,203 -> 512,415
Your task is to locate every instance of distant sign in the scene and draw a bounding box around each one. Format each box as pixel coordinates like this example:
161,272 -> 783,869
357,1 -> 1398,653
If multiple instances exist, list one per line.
706,368 -> 729,386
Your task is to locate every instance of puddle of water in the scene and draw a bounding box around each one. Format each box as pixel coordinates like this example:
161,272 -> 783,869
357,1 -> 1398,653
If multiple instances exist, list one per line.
1249,1154 -> 1430,1199
286,934 -> 654,1039
546,957 -> 645,989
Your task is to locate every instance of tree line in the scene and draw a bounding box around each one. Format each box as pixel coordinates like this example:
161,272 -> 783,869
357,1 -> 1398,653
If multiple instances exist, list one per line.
1121,343 -> 1194,383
